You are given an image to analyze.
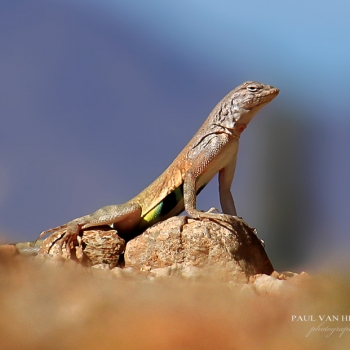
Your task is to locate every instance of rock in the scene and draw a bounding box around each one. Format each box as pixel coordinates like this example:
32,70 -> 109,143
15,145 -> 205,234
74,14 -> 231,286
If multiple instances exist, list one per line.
251,274 -> 284,294
38,226 -> 125,268
0,244 -> 19,258
80,228 -> 125,268
36,215 -> 274,281
124,216 -> 274,282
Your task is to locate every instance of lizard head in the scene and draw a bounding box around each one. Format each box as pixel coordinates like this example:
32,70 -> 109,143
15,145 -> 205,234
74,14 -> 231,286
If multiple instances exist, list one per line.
208,81 -> 279,136
220,81 -> 279,135
237,81 -> 279,110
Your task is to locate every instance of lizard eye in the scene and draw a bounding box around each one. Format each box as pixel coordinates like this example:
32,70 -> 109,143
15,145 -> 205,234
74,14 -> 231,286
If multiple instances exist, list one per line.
247,85 -> 259,92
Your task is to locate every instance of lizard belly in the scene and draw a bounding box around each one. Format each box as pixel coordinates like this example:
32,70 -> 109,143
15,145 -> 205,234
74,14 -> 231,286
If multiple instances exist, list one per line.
136,137 -> 238,230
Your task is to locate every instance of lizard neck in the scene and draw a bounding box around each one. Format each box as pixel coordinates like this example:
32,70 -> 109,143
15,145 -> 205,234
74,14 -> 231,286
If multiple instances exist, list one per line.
233,123 -> 247,137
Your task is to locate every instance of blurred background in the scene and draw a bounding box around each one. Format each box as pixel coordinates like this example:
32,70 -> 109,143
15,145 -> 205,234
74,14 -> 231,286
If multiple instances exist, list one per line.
0,0 -> 349,272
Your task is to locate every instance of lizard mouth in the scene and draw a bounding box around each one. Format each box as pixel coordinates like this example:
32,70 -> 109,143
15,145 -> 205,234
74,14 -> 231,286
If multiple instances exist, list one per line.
245,87 -> 280,109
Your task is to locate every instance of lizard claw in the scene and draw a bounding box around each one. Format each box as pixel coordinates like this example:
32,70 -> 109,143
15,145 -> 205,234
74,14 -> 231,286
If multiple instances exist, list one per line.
207,207 -> 221,214
188,209 -> 245,227
38,221 -> 80,255
35,223 -> 68,246
54,230 -> 79,256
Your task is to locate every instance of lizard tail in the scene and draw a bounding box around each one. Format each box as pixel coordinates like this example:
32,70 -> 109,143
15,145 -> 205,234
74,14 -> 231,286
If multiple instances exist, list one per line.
0,239 -> 45,256
15,240 -> 44,255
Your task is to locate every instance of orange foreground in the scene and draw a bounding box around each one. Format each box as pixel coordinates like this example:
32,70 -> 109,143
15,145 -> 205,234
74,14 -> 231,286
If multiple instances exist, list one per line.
0,255 -> 349,350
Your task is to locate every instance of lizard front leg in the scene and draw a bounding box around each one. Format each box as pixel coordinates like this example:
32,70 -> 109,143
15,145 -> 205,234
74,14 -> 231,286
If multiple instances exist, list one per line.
183,134 -> 242,224
184,170 -> 241,224
184,181 -> 243,225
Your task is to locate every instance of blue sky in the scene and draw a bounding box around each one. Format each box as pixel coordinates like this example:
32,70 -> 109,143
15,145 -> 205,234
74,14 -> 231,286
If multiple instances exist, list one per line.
81,0 -> 350,119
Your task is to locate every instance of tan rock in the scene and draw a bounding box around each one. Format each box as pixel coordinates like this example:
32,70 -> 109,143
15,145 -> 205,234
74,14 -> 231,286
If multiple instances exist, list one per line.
124,216 -> 274,281
0,244 -> 19,258
80,227 -> 125,268
38,226 -> 125,268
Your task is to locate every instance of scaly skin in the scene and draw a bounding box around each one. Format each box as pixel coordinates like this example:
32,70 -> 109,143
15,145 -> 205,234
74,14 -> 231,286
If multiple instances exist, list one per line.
19,81 -> 279,254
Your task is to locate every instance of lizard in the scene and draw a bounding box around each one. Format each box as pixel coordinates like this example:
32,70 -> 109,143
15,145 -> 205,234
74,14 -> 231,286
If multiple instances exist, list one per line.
10,81 -> 279,255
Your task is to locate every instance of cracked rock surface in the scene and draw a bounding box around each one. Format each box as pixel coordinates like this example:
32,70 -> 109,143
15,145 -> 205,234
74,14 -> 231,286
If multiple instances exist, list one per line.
34,215 -> 274,282
124,216 -> 273,282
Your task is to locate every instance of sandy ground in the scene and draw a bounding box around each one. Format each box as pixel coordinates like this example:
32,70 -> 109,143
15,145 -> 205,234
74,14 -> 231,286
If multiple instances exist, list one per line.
1,255 -> 350,350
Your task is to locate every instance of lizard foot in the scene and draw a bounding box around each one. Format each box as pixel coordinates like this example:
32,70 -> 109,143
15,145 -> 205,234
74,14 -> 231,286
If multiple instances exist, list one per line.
38,222 -> 81,255
187,208 -> 245,226
37,223 -> 68,242
54,222 -> 81,255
